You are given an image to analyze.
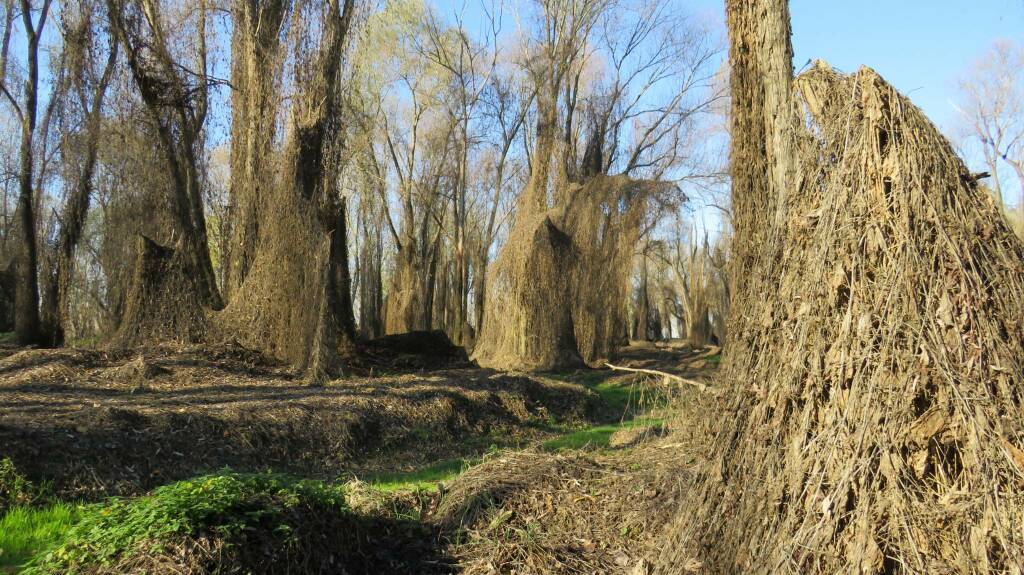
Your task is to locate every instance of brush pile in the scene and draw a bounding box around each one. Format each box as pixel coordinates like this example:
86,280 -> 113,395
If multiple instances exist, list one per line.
437,447 -> 686,575
657,62 -> 1024,573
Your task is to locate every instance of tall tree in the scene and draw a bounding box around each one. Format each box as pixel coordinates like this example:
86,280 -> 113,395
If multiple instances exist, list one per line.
40,0 -> 118,346
657,1 -> 1024,571
224,0 -> 289,300
219,0 -> 358,381
106,0 -> 221,312
1,0 -> 55,344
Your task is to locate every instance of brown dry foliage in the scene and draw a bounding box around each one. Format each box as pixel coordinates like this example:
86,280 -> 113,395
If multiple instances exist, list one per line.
474,174 -> 665,371
437,446 -> 686,575
656,63 -> 1024,573
111,236 -> 210,348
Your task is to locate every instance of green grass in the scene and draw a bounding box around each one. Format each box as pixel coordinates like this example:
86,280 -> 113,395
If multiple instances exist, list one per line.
547,369 -> 663,418
706,352 -> 722,365
542,417 -> 665,451
364,458 -> 476,492
0,503 -> 79,568
23,472 -> 349,574
540,368 -> 670,453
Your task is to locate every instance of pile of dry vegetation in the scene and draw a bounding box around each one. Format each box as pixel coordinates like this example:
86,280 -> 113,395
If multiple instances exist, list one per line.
651,1 -> 1024,572
433,445 -> 687,575
473,174 -> 672,372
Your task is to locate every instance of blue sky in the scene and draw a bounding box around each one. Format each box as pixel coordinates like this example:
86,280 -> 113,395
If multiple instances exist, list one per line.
688,0 -> 1024,134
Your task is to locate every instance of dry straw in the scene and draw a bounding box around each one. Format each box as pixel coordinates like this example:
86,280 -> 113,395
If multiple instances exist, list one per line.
474,174 -> 669,371
656,62 -> 1024,573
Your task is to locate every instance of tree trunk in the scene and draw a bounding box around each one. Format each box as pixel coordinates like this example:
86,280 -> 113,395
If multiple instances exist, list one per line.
357,212 -> 383,339
725,0 -> 795,295
40,30 -> 117,346
635,255 -> 651,341
12,0 -> 53,345
224,0 -> 287,300
472,247 -> 487,332
218,0 -> 357,382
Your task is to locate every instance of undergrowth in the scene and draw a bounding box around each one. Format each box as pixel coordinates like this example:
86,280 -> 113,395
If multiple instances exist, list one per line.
23,472 -> 349,574
0,458 -> 48,514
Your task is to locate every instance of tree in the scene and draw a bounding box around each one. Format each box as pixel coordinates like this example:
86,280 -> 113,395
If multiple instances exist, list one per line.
473,74 -> 533,334
223,0 -> 289,301
218,0 -> 358,381
107,0 -> 222,326
1,0 -> 55,344
656,1 -> 1024,571
39,0 -> 118,346
956,40 -> 1024,215
472,0 -> 715,370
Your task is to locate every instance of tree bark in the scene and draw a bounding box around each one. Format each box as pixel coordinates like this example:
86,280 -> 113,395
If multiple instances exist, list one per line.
217,0 -> 357,381
11,0 -> 54,345
725,0 -> 796,295
225,0 -> 287,300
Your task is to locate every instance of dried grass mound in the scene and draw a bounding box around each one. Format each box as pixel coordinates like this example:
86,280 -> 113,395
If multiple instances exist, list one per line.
437,448 -> 686,575
111,236 -> 211,348
657,63 -> 1024,573
473,175 -> 659,372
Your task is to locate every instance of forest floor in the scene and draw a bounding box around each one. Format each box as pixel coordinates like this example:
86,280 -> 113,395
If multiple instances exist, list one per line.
0,339 -> 717,573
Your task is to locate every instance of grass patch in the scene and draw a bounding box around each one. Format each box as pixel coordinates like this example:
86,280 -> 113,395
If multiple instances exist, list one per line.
0,503 -> 78,568
706,352 -> 722,365
547,369 -> 664,420
23,472 -> 350,574
542,417 -> 665,451
541,368 -> 670,452
365,458 -> 476,492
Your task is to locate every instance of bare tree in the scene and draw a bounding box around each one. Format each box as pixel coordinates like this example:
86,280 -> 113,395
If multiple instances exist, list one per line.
956,39 -> 1024,214
107,0 -> 221,312
0,0 -> 55,344
39,0 -> 118,346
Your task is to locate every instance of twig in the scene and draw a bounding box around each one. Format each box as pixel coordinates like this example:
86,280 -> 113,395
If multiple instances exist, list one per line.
604,363 -> 710,392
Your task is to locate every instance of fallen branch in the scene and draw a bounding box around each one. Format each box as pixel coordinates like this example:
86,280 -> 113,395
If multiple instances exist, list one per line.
604,363 -> 710,392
